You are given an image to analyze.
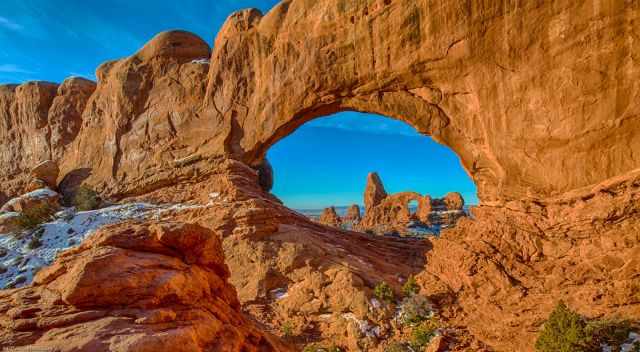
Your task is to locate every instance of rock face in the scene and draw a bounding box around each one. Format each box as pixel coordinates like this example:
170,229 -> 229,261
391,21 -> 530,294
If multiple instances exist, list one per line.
0,1 -> 639,351
364,172 -> 388,212
0,221 -> 290,351
343,204 -> 362,224
1,1 -> 638,206
30,160 -> 59,189
0,189 -> 60,213
442,192 -> 464,211
319,206 -> 342,227
357,174 -> 466,235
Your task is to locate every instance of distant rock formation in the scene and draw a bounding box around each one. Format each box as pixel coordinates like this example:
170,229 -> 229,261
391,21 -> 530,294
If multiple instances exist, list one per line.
343,204 -> 362,224
315,173 -> 467,236
319,206 -> 342,227
364,172 -> 387,212
355,173 -> 467,235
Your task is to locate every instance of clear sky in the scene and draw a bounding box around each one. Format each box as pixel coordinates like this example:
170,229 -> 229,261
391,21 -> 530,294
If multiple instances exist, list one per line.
0,0 -> 478,209
269,112 -> 478,209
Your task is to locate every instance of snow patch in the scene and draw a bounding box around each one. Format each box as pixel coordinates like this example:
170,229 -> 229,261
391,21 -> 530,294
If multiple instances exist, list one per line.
23,188 -> 59,199
341,313 -> 380,338
191,58 -> 209,65
0,202 -> 205,290
270,287 -> 289,300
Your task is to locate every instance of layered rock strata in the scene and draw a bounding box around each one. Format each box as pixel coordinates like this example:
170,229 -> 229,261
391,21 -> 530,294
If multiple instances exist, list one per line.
0,1 -> 638,351
0,220 -> 290,351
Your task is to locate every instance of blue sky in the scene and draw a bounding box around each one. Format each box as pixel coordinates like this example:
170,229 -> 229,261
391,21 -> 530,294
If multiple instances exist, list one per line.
0,0 -> 477,209
269,112 -> 478,209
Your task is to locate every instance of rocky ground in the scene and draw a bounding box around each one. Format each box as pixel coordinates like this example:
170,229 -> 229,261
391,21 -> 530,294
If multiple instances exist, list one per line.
0,0 -> 639,350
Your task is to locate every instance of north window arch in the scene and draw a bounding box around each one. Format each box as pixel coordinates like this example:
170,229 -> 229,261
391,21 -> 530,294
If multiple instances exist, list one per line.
265,111 -> 477,230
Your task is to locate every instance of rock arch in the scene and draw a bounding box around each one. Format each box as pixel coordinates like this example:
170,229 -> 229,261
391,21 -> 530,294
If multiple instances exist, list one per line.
0,0 -> 637,207
207,0 -> 640,205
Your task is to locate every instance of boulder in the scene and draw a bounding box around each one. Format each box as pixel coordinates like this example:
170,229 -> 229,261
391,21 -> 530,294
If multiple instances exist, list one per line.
0,212 -> 21,234
0,188 -> 60,213
30,160 -> 59,189
0,221 -> 290,351
256,158 -> 274,192
443,192 -> 464,211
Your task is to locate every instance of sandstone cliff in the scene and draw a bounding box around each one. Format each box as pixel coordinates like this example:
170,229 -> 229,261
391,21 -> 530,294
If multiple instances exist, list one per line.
1,1 -> 639,351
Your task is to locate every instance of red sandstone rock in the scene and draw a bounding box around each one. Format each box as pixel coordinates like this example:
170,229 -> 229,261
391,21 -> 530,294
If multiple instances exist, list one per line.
30,160 -> 59,189
0,2 -> 638,351
364,172 -> 388,212
0,212 -> 20,233
319,206 -> 342,227
443,192 -> 464,211
343,204 -> 362,224
0,188 -> 60,213
0,221 -> 291,351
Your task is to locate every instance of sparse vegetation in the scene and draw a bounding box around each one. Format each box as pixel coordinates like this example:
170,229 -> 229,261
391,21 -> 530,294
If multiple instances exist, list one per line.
303,344 -> 343,352
15,203 -> 56,231
383,342 -> 411,352
6,275 -> 27,289
374,281 -> 394,304
402,275 -> 419,297
281,321 -> 293,337
535,302 -> 593,352
27,237 -> 42,249
398,295 -> 434,325
409,320 -> 439,351
535,301 -> 634,352
73,185 -> 101,211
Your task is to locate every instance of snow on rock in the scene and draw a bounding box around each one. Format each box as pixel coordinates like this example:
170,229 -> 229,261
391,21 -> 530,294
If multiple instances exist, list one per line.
0,202 -> 207,290
601,332 -> 640,352
191,58 -> 210,65
270,287 -> 289,300
22,188 -> 59,199
341,312 -> 381,338
621,332 -> 640,352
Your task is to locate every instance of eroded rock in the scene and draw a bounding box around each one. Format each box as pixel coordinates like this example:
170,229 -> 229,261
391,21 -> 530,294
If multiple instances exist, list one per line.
0,221 -> 291,351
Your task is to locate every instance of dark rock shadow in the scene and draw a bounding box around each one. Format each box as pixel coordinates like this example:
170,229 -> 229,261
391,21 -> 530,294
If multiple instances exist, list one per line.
58,168 -> 92,205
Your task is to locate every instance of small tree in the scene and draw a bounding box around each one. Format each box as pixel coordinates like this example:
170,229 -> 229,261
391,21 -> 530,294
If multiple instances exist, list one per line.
402,275 -> 419,297
410,320 -> 439,351
73,185 -> 101,211
374,281 -> 395,304
535,302 -> 593,352
281,321 -> 293,338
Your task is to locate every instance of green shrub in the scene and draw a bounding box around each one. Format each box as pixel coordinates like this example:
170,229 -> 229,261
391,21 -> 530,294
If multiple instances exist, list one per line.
410,320 -> 438,351
73,186 -> 101,211
402,276 -> 419,297
27,237 -> 42,249
586,319 -> 632,350
399,295 -> 434,325
374,281 -> 394,304
384,342 -> 411,352
303,344 -> 343,352
15,203 -> 56,230
281,321 -> 293,337
535,302 -> 594,352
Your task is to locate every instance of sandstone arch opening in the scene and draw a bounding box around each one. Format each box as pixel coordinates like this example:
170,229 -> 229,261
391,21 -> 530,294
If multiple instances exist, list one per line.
266,111 -> 477,236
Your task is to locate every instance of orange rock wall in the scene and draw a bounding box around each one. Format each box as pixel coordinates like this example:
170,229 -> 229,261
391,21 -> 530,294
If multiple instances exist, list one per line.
1,1 -> 638,205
